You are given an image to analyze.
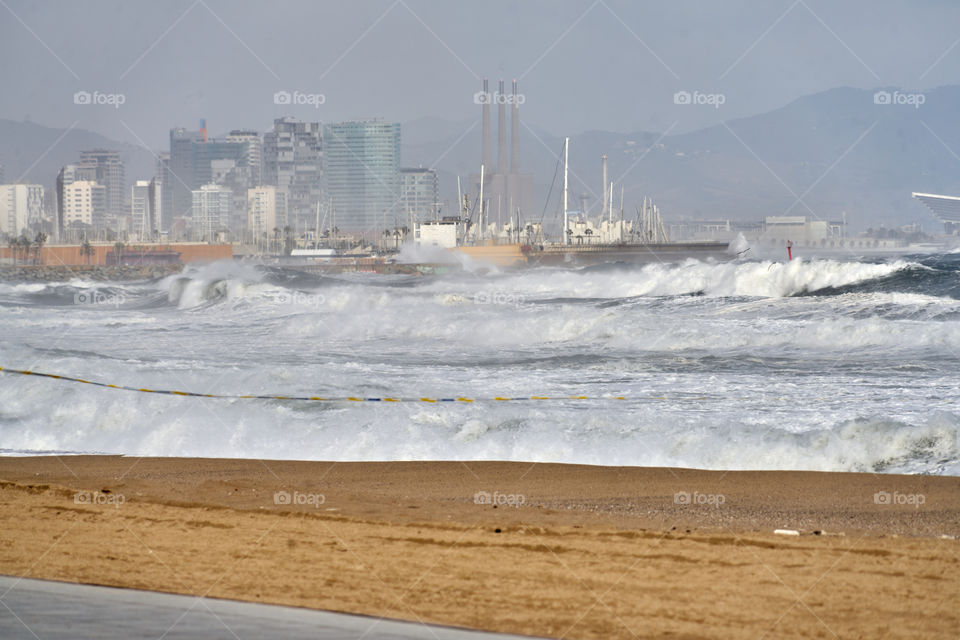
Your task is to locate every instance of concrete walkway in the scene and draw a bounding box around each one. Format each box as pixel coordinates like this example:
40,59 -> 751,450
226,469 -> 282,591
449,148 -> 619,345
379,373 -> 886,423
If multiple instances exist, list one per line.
0,576 -> 540,639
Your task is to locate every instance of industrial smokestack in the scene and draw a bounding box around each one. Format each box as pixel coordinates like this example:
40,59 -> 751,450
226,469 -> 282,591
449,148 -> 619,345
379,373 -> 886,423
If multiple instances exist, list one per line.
511,79 -> 520,172
497,78 -> 507,174
481,78 -> 491,173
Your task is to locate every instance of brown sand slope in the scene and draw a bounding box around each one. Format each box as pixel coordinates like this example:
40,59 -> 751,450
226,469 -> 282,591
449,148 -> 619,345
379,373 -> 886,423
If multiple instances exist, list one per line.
1,456 -> 958,638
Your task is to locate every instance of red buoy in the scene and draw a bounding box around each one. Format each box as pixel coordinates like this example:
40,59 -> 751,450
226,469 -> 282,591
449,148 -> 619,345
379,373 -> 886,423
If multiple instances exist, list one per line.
786,240 -> 793,261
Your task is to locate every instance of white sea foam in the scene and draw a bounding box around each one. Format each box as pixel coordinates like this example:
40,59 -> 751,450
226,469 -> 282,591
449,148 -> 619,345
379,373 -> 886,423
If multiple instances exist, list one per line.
1,256 -> 959,474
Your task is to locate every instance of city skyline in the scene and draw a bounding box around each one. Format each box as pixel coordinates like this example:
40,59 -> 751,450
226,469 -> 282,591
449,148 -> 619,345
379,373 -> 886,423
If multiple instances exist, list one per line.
4,1 -> 960,236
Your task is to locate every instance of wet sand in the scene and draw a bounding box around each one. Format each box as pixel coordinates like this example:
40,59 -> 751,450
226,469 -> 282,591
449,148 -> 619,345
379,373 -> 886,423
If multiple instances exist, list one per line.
1,456 -> 958,638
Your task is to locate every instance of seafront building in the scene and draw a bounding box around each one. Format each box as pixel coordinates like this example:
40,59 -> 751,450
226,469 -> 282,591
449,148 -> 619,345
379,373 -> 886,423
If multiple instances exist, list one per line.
61,180 -> 104,232
163,124 -> 259,238
190,184 -> 232,242
0,184 -> 44,237
262,117 -> 322,229
247,186 -> 287,245
148,177 -> 162,239
225,130 -> 263,185
759,216 -> 846,247
78,149 -> 125,225
130,179 -> 163,241
323,119 -> 400,232
165,126 -> 205,229
399,167 -> 439,224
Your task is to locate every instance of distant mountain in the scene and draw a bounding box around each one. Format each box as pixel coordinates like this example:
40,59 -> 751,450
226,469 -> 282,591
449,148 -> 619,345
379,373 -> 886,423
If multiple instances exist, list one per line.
5,86 -> 960,231
0,119 -> 156,189
402,85 -> 960,231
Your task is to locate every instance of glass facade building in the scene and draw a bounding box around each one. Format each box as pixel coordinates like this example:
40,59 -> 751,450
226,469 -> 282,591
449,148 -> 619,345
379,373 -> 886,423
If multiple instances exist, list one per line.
323,120 -> 400,232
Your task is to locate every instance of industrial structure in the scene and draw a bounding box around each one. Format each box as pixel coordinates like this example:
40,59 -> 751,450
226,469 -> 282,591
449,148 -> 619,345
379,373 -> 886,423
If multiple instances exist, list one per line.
913,192 -> 960,234
470,78 -> 534,230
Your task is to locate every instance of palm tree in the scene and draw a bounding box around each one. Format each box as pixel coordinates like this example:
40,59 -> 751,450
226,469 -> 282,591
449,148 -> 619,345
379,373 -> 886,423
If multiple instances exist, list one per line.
113,241 -> 125,265
7,237 -> 19,265
272,227 -> 280,254
18,235 -> 31,264
33,232 -> 47,265
80,239 -> 95,265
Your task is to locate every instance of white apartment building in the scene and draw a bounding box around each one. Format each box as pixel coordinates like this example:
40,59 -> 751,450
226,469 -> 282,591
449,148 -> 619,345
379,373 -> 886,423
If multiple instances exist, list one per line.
62,180 -> 103,228
247,186 -> 287,241
0,184 -> 44,236
191,183 -> 231,241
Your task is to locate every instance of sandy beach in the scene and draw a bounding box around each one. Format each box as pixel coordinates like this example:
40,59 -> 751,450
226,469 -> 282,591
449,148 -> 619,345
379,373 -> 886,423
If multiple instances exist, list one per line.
1,456 -> 958,638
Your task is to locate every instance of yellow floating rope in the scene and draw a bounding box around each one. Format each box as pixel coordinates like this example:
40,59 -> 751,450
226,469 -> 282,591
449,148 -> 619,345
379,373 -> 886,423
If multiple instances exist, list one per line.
0,366 -> 632,404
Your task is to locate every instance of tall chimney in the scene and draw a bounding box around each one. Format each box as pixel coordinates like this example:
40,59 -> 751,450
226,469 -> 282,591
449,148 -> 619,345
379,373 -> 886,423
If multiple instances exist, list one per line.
601,155 -> 608,218
497,78 -> 507,174
481,78 -> 491,173
511,79 -> 520,172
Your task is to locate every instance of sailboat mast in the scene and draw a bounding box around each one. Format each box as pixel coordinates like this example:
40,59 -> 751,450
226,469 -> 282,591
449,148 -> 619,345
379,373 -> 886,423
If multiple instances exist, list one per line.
563,137 -> 569,246
478,164 -> 485,243
608,181 -> 614,224
619,185 -> 624,243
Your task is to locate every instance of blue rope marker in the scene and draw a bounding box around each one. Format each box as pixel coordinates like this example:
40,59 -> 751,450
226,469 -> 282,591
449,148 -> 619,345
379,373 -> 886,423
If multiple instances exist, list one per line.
0,366 -> 630,403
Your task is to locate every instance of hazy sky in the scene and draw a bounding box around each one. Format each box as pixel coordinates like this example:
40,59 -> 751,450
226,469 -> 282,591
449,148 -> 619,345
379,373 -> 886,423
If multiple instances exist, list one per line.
3,0 -> 960,149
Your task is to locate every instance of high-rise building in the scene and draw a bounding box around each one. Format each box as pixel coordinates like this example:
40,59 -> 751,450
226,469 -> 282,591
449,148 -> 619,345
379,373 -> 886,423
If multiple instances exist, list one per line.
226,130 -> 262,185
399,168 -> 439,223
0,184 -> 44,237
130,180 -> 156,240
78,150 -> 125,224
165,127 -> 204,229
322,120 -> 400,232
148,177 -> 162,239
61,180 -> 104,231
247,186 -> 287,243
165,127 -> 256,236
190,184 -> 231,241
263,117 -> 322,228
56,164 -> 102,239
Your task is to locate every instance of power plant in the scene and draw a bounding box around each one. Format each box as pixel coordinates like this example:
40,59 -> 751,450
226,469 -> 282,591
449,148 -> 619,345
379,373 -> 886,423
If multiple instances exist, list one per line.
470,77 -> 534,231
